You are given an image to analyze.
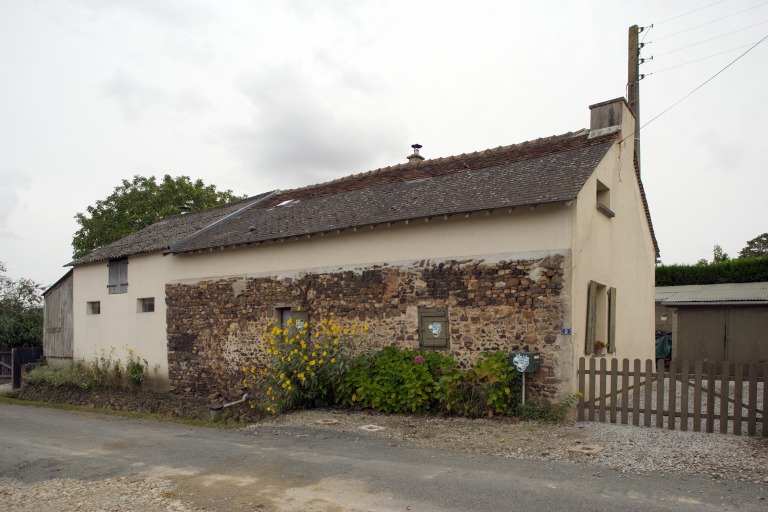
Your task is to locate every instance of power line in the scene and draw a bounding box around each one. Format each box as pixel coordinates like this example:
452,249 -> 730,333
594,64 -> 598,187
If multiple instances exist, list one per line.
656,0 -> 729,25
622,34 -> 768,144
653,3 -> 768,42
654,20 -> 768,56
649,43 -> 758,73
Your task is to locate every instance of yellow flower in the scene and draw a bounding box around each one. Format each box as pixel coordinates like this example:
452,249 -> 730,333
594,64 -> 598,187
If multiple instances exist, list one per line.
322,351 -> 327,356
331,358 -> 336,363
310,360 -> 316,366
318,359 -> 324,364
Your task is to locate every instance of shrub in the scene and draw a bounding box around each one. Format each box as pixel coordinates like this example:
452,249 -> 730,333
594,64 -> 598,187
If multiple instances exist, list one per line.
125,349 -> 148,388
343,346 -> 451,413
443,351 -> 521,418
245,313 -> 368,414
656,255 -> 768,286
23,362 -> 81,387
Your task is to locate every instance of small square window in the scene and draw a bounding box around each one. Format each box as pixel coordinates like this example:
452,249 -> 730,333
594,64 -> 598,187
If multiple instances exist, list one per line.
138,297 -> 155,313
87,301 -> 101,315
276,306 -> 308,330
419,307 -> 449,349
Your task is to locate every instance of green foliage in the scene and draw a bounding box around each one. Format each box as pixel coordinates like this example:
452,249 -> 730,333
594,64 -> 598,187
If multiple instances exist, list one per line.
434,351 -> 520,418
72,174 -> 245,259
23,362 -> 81,387
656,255 -> 768,286
712,244 -> 730,264
343,348 -> 521,417
125,350 -> 148,388
24,348 -> 148,390
0,262 -> 44,349
515,393 -> 581,422
245,315 -> 368,414
738,233 -> 768,259
343,346 -> 454,413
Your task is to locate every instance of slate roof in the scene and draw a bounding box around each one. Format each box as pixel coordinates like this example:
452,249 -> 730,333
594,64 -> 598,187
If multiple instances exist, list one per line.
69,192 -> 273,265
656,282 -> 768,304
168,130 -> 621,254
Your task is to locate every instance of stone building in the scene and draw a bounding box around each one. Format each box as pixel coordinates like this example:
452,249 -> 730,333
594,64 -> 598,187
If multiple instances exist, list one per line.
64,97 -> 658,400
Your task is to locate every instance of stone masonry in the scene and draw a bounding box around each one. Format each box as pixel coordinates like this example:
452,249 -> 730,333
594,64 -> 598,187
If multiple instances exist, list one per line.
166,254 -> 570,400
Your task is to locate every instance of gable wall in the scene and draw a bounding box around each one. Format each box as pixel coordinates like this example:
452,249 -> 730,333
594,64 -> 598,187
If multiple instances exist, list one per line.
570,105 -> 656,388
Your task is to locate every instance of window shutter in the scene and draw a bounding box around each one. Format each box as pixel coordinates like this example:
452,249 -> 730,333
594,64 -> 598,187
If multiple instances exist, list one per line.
585,280 -> 597,354
419,307 -> 449,348
608,287 -> 617,353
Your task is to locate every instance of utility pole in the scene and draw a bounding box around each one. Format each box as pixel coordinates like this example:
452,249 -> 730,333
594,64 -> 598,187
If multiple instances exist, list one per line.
627,24 -> 641,173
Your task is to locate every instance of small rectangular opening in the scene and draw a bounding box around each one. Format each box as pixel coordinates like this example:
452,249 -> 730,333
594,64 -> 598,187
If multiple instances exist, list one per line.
596,180 -> 615,218
138,297 -> 155,313
87,301 -> 101,315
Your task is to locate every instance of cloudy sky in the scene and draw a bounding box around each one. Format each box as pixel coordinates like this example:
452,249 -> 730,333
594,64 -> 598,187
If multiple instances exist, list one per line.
1,0 -> 766,286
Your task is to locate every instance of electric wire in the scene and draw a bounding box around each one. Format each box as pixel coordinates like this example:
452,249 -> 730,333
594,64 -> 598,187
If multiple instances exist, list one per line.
652,3 -> 768,42
621,34 -> 768,144
649,43 -> 758,74
655,0 -> 729,25
654,20 -> 768,56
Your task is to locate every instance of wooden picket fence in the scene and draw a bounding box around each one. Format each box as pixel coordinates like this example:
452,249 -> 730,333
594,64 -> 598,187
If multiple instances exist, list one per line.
577,357 -> 767,437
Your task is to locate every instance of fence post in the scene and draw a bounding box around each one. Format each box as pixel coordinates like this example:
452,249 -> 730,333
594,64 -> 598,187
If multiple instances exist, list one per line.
719,362 -> 730,435
655,359 -> 664,429
747,362 -> 757,437
621,358 -> 629,425
610,358 -> 618,424
763,363 -> 768,438
599,357 -> 607,423
578,357 -> 585,422
632,359 -> 640,426
668,360 -> 677,430
680,360 -> 689,432
733,362 -> 743,436
693,360 -> 702,433
588,356 -> 596,421
643,359 -> 652,427
706,361 -> 716,433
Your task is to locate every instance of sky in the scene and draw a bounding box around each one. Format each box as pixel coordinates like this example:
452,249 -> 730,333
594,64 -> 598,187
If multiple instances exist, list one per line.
1,0 -> 767,286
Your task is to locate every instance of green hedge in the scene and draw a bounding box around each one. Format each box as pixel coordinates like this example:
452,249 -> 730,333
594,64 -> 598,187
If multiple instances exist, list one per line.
656,256 -> 768,286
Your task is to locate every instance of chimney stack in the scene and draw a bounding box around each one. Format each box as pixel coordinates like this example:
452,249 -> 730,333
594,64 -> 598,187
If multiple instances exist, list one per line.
588,98 -> 627,139
407,144 -> 425,164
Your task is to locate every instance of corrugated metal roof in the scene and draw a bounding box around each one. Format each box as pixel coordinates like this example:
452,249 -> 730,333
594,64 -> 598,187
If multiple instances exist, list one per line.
655,282 -> 768,303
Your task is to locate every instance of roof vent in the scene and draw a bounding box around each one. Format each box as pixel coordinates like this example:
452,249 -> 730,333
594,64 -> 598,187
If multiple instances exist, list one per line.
407,144 -> 425,164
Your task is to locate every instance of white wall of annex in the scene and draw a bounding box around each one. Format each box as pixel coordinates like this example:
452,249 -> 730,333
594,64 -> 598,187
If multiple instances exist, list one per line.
72,252 -> 171,390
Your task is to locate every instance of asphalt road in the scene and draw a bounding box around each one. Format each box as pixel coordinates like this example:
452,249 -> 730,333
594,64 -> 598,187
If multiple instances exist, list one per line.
0,403 -> 765,511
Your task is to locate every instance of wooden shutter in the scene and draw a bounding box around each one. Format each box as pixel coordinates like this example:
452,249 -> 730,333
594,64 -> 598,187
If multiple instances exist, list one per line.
608,287 -> 617,353
585,280 -> 597,354
419,307 -> 449,348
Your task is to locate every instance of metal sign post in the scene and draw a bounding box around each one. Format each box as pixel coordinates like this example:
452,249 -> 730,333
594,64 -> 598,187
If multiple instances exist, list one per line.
512,353 -> 530,405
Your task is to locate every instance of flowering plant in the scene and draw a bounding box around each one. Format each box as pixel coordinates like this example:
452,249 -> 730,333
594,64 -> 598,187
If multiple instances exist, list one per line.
594,340 -> 606,350
244,312 -> 368,414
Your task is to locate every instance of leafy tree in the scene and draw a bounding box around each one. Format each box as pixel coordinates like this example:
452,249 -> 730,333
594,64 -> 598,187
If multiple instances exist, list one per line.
712,244 -> 730,264
738,233 -> 768,259
0,263 -> 44,349
72,175 -> 244,259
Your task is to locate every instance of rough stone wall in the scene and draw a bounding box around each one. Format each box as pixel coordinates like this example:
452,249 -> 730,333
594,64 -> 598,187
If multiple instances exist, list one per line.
166,254 -> 569,400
